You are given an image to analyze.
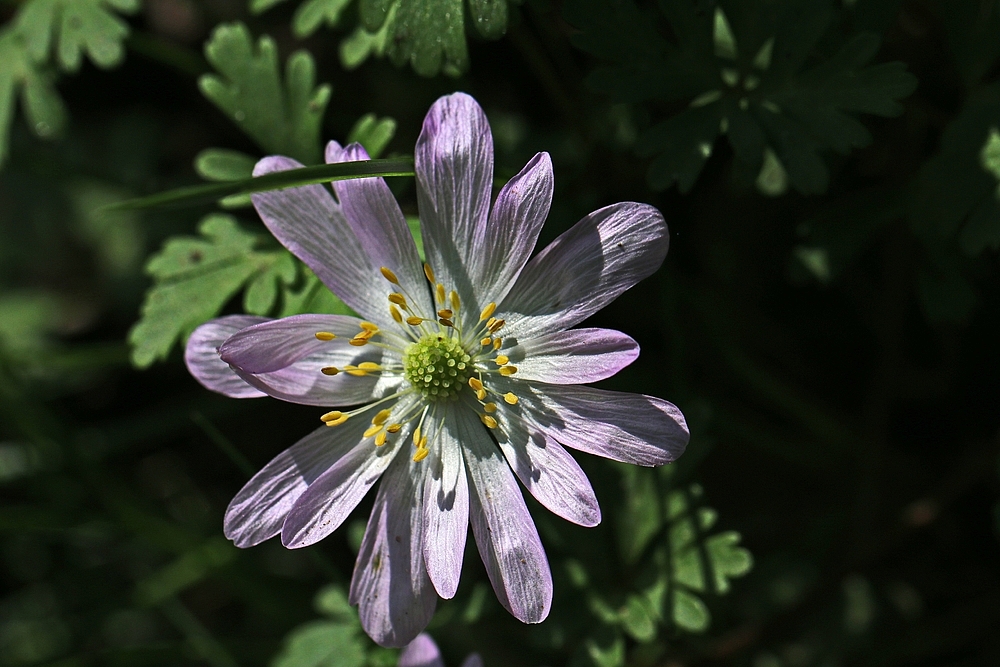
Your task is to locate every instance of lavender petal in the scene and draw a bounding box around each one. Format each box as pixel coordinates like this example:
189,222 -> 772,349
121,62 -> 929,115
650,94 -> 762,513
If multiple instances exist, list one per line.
503,328 -> 639,384
398,634 -> 445,667
184,315 -> 268,398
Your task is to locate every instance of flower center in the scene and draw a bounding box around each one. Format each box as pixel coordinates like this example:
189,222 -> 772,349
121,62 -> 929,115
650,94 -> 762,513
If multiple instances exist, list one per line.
402,333 -> 472,400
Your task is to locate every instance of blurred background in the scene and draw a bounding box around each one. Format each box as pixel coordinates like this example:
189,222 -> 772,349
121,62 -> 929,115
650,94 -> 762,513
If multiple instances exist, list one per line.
0,0 -> 998,665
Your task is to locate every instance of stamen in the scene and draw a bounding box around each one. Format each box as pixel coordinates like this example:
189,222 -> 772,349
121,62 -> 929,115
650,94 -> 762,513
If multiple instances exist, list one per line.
372,409 -> 392,425
386,423 -> 402,433
413,447 -> 429,462
484,402 -> 497,413
320,410 -> 343,422
476,389 -> 487,401
469,377 -> 484,392
417,435 -> 428,449
322,411 -> 349,426
486,317 -> 497,329
321,366 -> 340,375
374,431 -> 388,446
388,293 -> 408,308
363,424 -> 383,438
413,426 -> 421,446
489,319 -> 505,334
495,355 -> 509,366
315,331 -> 336,341
406,316 -> 425,326
349,338 -> 369,347
423,263 -> 435,283
499,366 -> 518,376
390,305 -> 403,323
360,322 -> 379,332
503,392 -> 518,405
380,267 -> 399,284
437,309 -> 453,319
480,337 -> 492,346
435,284 -> 446,303
479,302 -> 496,321
480,414 -> 498,429
439,318 -> 455,328
345,365 -> 369,376
358,362 -> 381,371
493,338 -> 502,351
450,290 -> 460,311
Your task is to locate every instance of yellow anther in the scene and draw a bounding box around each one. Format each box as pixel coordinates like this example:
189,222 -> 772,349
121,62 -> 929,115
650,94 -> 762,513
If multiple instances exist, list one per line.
380,267 -> 399,284
476,388 -> 487,401
390,304 -> 403,323
360,321 -> 379,332
439,318 -> 455,328
480,414 -> 498,429
413,447 -> 430,462
494,355 -> 509,366
320,410 -> 343,422
349,338 -> 369,347
406,316 -> 425,326
435,284 -> 446,303
480,302 -> 497,321
413,426 -> 421,445
364,424 -> 384,438
469,377 -> 484,391
322,412 -> 349,426
484,402 -> 497,413
503,392 -> 518,405
386,423 -> 402,433
346,367 -> 369,376
499,366 -> 518,376
418,435 -> 428,449
321,366 -> 340,375
315,331 -> 336,341
354,329 -> 376,340
437,309 -> 453,319
450,290 -> 460,311
493,338 -> 502,350
489,319 -> 506,333
374,430 -> 388,446
486,317 -> 497,329
423,263 -> 436,283
372,409 -> 392,425
481,337 -> 492,346
358,362 -> 381,371
388,293 -> 408,308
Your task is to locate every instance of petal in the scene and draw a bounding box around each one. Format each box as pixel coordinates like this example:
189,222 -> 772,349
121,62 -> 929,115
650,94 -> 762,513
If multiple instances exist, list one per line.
503,382 -> 689,467
462,408 -> 552,624
251,156 -> 389,324
219,314 -> 391,407
219,314 -> 367,374
499,202 -> 669,339
280,397 -> 417,548
415,93 -> 494,327
327,142 -> 432,317
350,452 -> 437,648
496,416 -> 600,527
420,403 -> 469,599
224,422 -> 360,548
460,656 -> 484,667
479,152 -> 553,306
184,315 -> 268,398
398,634 -> 445,667
503,328 -> 639,384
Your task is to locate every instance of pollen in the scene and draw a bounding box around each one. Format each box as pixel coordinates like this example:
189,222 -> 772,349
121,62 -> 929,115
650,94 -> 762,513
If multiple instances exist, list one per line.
494,355 -> 509,366
423,263 -> 436,283
363,424 -> 383,438
480,414 -> 498,429
484,402 -> 497,413
479,302 -> 496,321
374,431 -> 388,446
503,392 -> 518,405
321,366 -> 339,375
372,409 -> 391,425
314,331 -> 336,341
380,267 -> 399,284
388,293 -> 407,308
386,423 -> 402,433
406,316 -> 425,326
413,447 -> 430,462
499,365 -> 518,376
402,333 -> 472,400
390,305 -> 403,323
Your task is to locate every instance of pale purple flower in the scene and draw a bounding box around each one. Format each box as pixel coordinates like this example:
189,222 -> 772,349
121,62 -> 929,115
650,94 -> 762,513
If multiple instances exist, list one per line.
399,633 -> 481,667
185,93 -> 688,647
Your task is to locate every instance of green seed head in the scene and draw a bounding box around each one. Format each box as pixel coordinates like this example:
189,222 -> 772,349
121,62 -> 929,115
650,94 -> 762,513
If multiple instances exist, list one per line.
403,334 -> 472,400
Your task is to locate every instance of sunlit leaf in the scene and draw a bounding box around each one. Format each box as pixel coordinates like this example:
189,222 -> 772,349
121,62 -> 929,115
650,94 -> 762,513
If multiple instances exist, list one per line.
14,0 -> 139,72
199,22 -> 331,164
347,113 -> 396,158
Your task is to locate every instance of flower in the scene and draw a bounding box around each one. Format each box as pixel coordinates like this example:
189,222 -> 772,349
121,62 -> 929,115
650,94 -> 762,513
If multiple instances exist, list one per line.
399,633 -> 481,667
185,92 -> 689,647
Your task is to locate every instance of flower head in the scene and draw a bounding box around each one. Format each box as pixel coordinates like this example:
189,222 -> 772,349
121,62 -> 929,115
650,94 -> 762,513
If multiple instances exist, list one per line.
185,93 -> 689,647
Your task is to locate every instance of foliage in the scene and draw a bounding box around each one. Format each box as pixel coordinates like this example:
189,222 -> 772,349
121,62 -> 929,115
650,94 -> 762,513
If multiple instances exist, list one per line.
564,0 -> 917,194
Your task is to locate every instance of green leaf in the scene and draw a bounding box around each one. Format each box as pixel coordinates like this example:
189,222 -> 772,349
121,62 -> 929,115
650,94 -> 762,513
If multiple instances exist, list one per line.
270,621 -> 366,667
618,595 -> 656,642
0,29 -> 68,167
106,157 -> 416,210
134,537 -> 237,607
0,290 -> 63,354
293,0 -> 354,38
565,0 -> 918,195
340,6 -> 395,70
15,0 -> 139,72
194,148 -> 258,208
347,113 -> 397,159
583,628 -> 625,667
672,589 -> 709,632
279,268 -> 353,318
127,214 -> 293,368
616,465 -> 662,564
199,22 -> 331,164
